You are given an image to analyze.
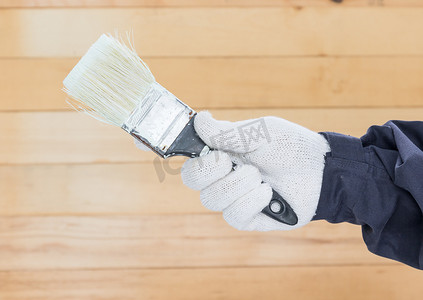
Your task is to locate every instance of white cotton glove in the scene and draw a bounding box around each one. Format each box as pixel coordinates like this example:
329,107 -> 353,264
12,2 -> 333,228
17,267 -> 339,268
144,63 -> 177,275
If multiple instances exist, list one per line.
180,111 -> 331,231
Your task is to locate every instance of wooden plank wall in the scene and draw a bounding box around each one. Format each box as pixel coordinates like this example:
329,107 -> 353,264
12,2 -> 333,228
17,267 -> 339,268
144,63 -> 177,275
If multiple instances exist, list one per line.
0,1 -> 422,299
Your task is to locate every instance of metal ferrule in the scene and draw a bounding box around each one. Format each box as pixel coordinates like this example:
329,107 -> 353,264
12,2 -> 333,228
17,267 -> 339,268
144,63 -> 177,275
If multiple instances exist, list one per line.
122,82 -> 195,158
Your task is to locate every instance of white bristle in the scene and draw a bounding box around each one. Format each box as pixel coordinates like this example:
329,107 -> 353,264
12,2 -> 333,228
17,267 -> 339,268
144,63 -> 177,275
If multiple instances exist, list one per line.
63,34 -> 156,126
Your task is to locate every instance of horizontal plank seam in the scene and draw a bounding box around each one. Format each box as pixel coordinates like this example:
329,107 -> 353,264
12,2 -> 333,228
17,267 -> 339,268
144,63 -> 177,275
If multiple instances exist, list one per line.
0,160 -> 178,167
0,5 -> 406,9
0,6 -> 349,9
0,262 -> 399,273
3,54 -> 423,60
3,55 -> 423,61
1,106 -> 423,114
0,6 -> 407,11
3,234 -> 351,242
0,212 -> 221,218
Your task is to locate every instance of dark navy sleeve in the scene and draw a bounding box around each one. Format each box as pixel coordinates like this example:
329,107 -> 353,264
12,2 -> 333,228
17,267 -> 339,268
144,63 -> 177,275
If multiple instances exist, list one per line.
313,121 -> 423,270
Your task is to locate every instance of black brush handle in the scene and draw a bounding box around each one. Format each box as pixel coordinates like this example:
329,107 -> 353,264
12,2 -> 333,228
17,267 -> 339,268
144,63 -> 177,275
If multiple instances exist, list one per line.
165,115 -> 298,226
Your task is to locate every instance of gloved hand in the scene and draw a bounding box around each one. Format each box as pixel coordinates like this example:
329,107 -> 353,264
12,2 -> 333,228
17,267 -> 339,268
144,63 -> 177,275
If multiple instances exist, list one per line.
179,112 -> 331,231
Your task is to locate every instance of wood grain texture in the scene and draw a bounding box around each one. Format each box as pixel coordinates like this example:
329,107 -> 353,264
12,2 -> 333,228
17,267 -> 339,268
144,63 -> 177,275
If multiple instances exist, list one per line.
0,108 -> 421,165
0,216 -> 384,270
1,4 -> 422,299
0,163 -> 202,216
1,8 -> 423,57
1,265 -> 421,300
0,215 -> 359,240
0,0 -> 420,8
2,57 -> 423,111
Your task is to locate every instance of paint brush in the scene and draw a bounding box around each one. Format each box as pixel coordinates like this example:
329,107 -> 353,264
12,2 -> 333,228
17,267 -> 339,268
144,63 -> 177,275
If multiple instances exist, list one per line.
63,34 -> 297,225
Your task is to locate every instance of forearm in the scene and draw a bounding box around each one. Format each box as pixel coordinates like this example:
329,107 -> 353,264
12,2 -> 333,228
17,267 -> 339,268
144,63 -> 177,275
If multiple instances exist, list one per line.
313,122 -> 423,270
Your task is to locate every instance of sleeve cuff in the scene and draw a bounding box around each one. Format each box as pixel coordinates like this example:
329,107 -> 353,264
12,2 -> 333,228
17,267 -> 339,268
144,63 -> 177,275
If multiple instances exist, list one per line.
312,132 -> 367,224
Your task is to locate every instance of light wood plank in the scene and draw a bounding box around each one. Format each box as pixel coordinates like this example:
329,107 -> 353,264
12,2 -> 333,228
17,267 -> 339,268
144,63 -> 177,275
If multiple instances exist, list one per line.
1,8 -> 423,57
0,215 -> 358,240
1,265 -> 421,300
0,108 -> 421,164
2,57 -> 423,111
0,216 -> 384,269
0,0 -> 419,7
0,0 -> 411,8
0,163 -> 203,216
